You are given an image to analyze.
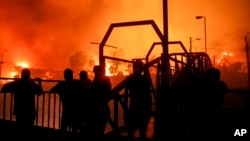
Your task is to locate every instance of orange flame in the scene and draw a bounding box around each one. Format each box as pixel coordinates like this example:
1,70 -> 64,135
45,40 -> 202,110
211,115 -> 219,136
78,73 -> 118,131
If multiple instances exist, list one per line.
16,62 -> 29,68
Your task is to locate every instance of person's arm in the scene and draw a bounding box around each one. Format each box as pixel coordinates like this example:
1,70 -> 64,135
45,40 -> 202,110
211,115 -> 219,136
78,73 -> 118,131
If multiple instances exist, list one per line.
145,78 -> 152,109
50,82 -> 61,93
123,77 -> 130,123
34,78 -> 43,95
124,77 -> 130,107
105,77 -> 112,100
1,81 -> 15,93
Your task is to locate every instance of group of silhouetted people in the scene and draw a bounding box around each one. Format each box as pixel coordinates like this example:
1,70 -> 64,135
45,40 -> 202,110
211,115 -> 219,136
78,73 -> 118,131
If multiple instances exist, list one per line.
1,60 -> 229,140
49,65 -> 112,141
0,65 -> 110,140
168,67 -> 228,140
0,61 -> 154,140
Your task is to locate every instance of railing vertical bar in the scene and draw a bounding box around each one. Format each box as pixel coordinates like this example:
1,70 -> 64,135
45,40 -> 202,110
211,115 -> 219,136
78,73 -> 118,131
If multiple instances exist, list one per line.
58,95 -> 61,129
10,93 -> 13,121
3,93 -> 6,120
114,94 -> 119,129
36,94 -> 39,126
42,93 -> 45,127
48,93 -> 51,128
53,93 -> 56,129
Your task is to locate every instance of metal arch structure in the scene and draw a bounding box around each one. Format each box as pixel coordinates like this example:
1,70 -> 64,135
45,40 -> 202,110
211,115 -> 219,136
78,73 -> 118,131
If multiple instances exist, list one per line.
168,52 -> 212,86
189,52 -> 212,77
97,13 -> 213,138
98,20 -> 165,66
146,41 -> 190,64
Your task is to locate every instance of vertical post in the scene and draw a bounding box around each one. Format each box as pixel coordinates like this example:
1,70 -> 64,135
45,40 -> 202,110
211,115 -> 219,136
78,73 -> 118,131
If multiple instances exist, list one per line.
154,0 -> 170,140
189,37 -> 192,53
99,43 -> 104,66
213,55 -> 216,67
204,17 -> 207,54
245,32 -> 250,127
245,33 -> 250,89
161,0 -> 169,82
0,52 -> 4,78
195,16 -> 207,53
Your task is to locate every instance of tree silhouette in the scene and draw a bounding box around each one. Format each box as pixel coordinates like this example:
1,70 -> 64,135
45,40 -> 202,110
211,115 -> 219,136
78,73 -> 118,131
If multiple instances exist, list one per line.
69,51 -> 87,73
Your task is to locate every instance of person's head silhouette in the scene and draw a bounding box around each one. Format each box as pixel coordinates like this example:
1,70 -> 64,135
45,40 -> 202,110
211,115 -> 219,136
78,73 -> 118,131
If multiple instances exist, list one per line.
133,60 -> 144,74
21,68 -> 31,80
205,68 -> 220,82
79,70 -> 88,80
64,68 -> 73,81
93,65 -> 105,78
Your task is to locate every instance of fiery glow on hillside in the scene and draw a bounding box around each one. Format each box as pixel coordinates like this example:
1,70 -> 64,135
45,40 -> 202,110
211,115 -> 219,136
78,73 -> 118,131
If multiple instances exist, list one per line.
216,51 -> 234,67
16,62 -> 29,68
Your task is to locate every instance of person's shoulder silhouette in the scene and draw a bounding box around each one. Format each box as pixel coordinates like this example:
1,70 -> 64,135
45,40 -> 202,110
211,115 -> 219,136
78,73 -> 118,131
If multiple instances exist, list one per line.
1,68 -> 43,134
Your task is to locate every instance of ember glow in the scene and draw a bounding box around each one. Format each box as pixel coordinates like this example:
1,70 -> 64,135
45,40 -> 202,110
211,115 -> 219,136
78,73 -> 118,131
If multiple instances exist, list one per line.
10,71 -> 17,78
216,51 -> 234,66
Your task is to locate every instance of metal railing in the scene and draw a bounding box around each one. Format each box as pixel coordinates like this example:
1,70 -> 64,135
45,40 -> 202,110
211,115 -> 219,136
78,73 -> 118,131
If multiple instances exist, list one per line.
0,78 -> 129,134
0,90 -> 62,129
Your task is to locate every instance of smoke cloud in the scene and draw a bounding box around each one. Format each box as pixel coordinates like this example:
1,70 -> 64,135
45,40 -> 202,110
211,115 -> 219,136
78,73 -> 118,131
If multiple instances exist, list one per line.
0,0 -> 107,69
0,0 -> 249,80
0,0 -> 163,77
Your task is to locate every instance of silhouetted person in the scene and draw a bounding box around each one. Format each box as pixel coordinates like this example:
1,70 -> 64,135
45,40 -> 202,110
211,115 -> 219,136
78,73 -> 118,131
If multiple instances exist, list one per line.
171,69 -> 198,140
190,68 -> 227,140
78,70 -> 93,136
85,65 -> 111,141
203,68 -> 227,138
50,68 -> 83,134
1,68 -> 43,135
124,60 -> 152,141
79,70 -> 93,97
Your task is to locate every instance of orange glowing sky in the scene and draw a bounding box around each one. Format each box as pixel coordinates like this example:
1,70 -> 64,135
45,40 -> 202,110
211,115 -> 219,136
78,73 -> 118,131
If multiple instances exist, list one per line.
0,0 -> 249,77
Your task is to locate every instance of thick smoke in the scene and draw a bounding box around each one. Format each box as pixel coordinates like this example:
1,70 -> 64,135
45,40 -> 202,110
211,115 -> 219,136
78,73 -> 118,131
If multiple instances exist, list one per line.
0,0 -> 163,77
0,0 -> 249,81
0,0 -> 116,74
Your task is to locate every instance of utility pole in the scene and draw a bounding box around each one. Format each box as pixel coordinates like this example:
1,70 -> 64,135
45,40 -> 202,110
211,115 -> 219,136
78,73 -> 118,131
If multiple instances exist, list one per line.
154,0 -> 171,140
189,37 -> 192,53
189,37 -> 200,53
0,52 -> 4,78
245,32 -> 250,89
195,16 -> 207,53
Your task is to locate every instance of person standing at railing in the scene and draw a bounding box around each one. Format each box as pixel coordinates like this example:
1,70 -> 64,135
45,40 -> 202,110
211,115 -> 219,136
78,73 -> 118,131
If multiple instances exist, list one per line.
124,60 -> 152,141
189,68 -> 227,140
1,68 -> 43,135
84,65 -> 111,141
202,68 -> 227,139
50,68 -> 83,134
78,70 -> 92,135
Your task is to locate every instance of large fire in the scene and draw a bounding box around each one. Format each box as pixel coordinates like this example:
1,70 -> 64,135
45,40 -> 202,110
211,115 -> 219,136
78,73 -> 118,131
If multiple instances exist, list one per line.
6,58 -> 131,79
92,56 -> 131,77
216,51 -> 234,67
9,61 -> 30,78
0,1 -> 247,81
16,62 -> 29,68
